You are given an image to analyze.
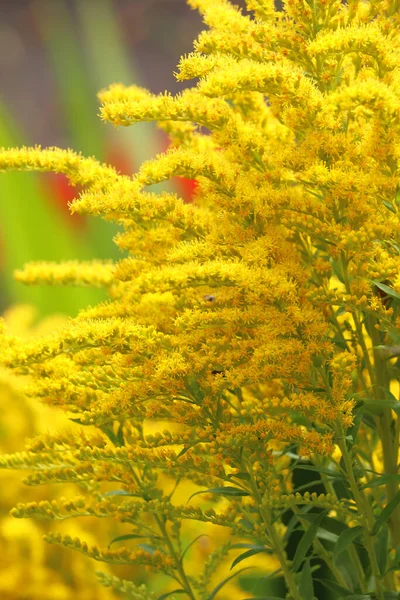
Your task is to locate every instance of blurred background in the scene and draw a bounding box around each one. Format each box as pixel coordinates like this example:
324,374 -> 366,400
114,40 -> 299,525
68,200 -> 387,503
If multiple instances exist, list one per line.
0,0 -> 209,318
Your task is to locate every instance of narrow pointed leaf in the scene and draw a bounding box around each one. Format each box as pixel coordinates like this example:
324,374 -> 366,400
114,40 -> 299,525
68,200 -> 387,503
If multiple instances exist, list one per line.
226,472 -> 251,482
230,546 -> 271,570
360,474 -> 400,490
315,578 -> 352,596
299,513 -> 348,536
108,534 -> 160,548
102,490 -> 139,498
295,465 -> 344,479
363,399 -> 400,417
333,526 -> 363,564
371,280 -> 400,302
299,559 -> 314,600
375,524 -> 389,576
157,590 -> 187,600
180,534 -> 210,562
241,597 -> 286,600
207,567 -> 252,600
230,543 -> 270,550
258,567 -> 283,582
338,596 -> 372,600
188,486 -> 250,503
373,491 -> 400,535
137,543 -> 156,555
292,510 -> 328,571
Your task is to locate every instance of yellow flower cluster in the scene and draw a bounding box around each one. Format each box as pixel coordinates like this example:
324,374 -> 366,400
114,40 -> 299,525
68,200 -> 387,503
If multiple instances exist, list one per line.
1,1 -> 400,598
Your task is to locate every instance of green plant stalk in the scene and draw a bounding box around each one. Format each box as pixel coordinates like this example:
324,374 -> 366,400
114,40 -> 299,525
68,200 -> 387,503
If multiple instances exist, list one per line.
339,253 -> 376,386
293,503 -> 352,591
338,254 -> 397,588
313,464 -> 366,592
244,462 -> 303,600
124,461 -> 194,596
336,428 -> 386,599
154,515 -> 196,600
370,317 -> 400,548
321,475 -> 367,592
279,456 -> 355,593
348,544 -> 368,593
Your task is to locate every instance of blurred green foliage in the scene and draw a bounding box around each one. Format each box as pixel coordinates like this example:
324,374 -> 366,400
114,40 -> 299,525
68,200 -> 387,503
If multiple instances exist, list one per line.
0,0 -> 162,318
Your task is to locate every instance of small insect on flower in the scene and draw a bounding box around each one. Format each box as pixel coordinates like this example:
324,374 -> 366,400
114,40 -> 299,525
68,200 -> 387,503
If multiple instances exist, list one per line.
204,294 -> 216,302
211,370 -> 226,378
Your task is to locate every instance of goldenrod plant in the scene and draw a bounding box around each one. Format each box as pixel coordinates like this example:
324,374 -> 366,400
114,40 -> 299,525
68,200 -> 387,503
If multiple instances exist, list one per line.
1,1 -> 400,598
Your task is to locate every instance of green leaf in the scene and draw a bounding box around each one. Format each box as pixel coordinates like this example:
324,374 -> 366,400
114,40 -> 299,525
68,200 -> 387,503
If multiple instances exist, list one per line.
282,512 -> 302,543
226,472 -> 251,482
386,543 -> 400,574
333,526 -> 363,564
293,479 -> 330,493
258,567 -> 283,582
176,444 -> 197,459
241,597 -> 286,600
361,412 -> 378,430
360,474 -> 400,490
363,398 -> 400,417
108,534 -> 160,548
295,464 -> 344,479
373,491 -> 400,535
237,519 -> 254,531
375,524 -> 389,576
346,404 -> 364,448
230,543 -> 268,550
180,534 -> 209,562
315,578 -> 352,596
371,280 -> 400,302
137,543 -> 156,555
299,513 -> 348,537
230,546 -> 272,570
157,590 -> 187,600
188,486 -> 250,503
298,559 -> 314,600
338,596 -> 372,600
102,490 -> 139,498
292,510 -> 328,571
383,200 -> 396,214
207,567 -> 252,600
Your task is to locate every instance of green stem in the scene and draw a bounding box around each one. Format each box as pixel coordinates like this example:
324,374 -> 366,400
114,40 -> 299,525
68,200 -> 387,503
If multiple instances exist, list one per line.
127,464 -> 196,598
316,463 -> 366,592
339,252 -> 375,387
245,464 -> 302,600
337,428 -> 385,599
155,515 -> 196,600
370,319 -> 400,547
291,503 -> 351,591
339,254 -> 398,581
263,512 -> 302,600
348,544 -> 368,592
